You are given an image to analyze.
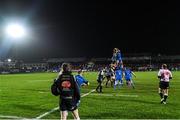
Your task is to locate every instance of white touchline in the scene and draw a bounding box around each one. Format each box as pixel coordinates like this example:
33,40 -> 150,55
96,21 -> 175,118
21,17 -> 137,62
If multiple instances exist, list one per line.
35,89 -> 96,119
0,115 -> 27,119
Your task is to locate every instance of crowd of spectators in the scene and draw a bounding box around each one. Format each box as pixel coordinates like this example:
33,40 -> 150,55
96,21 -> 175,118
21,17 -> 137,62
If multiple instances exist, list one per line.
0,55 -> 180,74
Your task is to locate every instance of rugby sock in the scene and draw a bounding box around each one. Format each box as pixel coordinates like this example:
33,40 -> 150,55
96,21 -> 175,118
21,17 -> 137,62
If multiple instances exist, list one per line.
118,84 -> 121,89
111,81 -> 113,87
114,85 -> 116,90
131,81 -> 135,89
100,86 -> 102,93
121,80 -> 123,86
127,82 -> 131,88
132,83 -> 135,89
96,85 -> 100,92
106,82 -> 108,87
164,95 -> 168,102
76,117 -> 80,120
159,93 -> 163,99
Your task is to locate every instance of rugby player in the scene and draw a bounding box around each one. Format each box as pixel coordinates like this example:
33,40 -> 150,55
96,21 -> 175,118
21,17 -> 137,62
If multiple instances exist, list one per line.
104,65 -> 114,87
96,68 -> 105,93
124,67 -> 136,89
158,64 -> 172,104
114,65 -> 124,90
111,48 -> 123,68
75,70 -> 89,87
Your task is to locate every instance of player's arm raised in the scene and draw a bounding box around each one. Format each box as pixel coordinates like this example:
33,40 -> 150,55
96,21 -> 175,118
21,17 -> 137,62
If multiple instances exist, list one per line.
132,71 -> 136,78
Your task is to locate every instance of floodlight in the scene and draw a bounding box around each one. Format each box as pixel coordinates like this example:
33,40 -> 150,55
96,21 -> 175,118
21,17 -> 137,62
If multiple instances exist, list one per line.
7,59 -> 12,62
5,23 -> 26,39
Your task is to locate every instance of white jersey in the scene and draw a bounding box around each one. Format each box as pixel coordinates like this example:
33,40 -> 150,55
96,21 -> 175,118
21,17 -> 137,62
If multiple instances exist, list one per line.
99,70 -> 104,76
158,69 -> 172,82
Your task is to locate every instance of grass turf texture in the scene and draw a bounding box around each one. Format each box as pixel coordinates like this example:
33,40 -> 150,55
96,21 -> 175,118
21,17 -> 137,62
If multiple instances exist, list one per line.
0,71 -> 180,119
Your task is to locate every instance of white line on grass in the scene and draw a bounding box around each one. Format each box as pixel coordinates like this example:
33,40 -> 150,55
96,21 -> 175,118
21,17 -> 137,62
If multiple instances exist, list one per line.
38,91 -> 48,93
0,115 -> 27,119
35,89 -> 95,119
90,93 -> 138,97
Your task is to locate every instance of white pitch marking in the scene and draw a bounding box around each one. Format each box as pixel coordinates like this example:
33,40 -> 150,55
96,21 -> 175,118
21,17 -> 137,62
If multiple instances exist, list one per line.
81,89 -> 95,97
38,91 -> 47,93
35,89 -> 95,119
0,115 -> 27,119
116,94 -> 138,97
35,107 -> 59,119
90,93 -> 138,97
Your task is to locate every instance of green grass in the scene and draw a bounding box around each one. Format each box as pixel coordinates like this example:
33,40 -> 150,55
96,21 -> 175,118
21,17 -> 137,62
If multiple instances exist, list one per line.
0,71 -> 180,119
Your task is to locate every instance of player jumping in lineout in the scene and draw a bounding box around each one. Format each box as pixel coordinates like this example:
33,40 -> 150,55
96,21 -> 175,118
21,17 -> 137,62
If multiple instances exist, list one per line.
111,48 -> 123,68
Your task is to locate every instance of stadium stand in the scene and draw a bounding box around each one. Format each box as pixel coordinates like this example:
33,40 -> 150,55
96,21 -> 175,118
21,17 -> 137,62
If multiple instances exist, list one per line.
0,55 -> 180,74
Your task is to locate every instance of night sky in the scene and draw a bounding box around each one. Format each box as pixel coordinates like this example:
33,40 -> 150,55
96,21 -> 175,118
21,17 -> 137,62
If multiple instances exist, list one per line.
0,0 -> 179,60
